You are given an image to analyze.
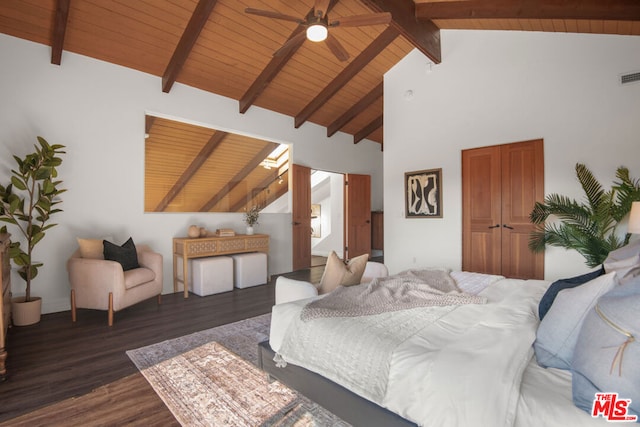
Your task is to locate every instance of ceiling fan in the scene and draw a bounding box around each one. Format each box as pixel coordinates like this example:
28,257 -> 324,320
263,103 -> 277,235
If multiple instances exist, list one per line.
245,0 -> 392,62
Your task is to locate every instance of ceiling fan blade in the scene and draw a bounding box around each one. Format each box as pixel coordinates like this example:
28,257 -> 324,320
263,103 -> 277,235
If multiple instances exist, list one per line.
273,30 -> 308,57
245,8 -> 305,24
314,0 -> 332,18
324,33 -> 349,62
330,12 -> 392,28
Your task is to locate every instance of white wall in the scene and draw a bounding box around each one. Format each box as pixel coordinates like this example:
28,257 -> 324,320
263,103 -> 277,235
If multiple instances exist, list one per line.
384,31 -> 640,280
0,34 -> 383,313
311,171 -> 344,258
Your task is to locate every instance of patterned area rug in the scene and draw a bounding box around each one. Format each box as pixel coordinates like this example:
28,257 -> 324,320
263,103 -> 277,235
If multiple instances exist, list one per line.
127,314 -> 349,427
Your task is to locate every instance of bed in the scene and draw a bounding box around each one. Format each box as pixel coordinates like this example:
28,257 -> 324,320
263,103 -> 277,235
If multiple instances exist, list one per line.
261,270 -> 622,427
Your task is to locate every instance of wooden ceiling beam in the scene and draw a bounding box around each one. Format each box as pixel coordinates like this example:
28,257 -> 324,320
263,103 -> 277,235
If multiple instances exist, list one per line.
51,0 -> 70,65
327,82 -> 383,137
295,26 -> 398,129
415,0 -> 640,21
201,143 -> 279,212
361,0 -> 441,63
239,0 -> 340,114
354,114 -> 383,144
239,27 -> 305,114
154,130 -> 228,212
162,0 -> 218,93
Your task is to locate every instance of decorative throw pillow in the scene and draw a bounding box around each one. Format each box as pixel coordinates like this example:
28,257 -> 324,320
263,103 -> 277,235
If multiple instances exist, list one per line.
604,239 -> 640,284
538,266 -> 605,320
77,237 -> 111,259
103,237 -> 140,271
571,277 -> 640,417
534,271 -> 618,370
317,251 -> 369,295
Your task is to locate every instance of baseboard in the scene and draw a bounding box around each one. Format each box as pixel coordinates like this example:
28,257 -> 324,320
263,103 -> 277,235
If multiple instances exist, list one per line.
42,296 -> 70,314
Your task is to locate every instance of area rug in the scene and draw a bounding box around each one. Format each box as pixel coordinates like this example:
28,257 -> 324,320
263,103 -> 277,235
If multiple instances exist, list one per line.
127,314 -> 349,427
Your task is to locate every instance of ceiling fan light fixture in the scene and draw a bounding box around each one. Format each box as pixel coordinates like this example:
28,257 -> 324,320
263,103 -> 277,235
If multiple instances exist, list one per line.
306,23 -> 327,42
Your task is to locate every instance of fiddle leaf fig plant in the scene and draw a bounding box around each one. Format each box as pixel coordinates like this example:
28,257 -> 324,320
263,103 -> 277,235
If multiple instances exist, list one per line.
0,136 -> 66,302
529,163 -> 640,268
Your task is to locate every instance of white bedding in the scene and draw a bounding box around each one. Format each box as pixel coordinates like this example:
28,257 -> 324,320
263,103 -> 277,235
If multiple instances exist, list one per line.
270,275 -> 608,427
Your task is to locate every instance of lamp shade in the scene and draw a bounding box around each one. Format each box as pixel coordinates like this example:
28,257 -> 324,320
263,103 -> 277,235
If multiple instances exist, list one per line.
306,24 -> 328,42
628,201 -> 640,234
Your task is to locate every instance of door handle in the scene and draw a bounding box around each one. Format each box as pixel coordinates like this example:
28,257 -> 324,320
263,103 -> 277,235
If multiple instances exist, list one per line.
503,224 -> 514,230
488,224 -> 500,229
292,221 -> 301,225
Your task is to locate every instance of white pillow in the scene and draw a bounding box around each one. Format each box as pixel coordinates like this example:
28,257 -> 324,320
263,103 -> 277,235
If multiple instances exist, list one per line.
534,272 -> 618,370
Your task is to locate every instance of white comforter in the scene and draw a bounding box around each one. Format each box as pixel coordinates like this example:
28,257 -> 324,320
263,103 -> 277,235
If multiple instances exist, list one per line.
270,277 -> 608,427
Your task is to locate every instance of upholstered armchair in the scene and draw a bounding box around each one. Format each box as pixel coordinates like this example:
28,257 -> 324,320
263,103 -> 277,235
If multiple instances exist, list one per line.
67,241 -> 163,326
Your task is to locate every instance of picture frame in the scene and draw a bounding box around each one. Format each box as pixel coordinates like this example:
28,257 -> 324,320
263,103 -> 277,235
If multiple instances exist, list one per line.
405,168 -> 442,218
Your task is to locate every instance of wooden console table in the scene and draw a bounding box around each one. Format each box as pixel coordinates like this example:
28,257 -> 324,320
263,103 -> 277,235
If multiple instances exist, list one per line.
173,234 -> 269,298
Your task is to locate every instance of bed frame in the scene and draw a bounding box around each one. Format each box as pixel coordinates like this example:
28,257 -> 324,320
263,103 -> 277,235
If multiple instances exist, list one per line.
258,340 -> 417,427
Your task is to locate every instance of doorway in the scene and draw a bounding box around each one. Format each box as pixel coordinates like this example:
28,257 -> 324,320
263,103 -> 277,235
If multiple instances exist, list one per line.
291,164 -> 371,271
310,170 -> 345,266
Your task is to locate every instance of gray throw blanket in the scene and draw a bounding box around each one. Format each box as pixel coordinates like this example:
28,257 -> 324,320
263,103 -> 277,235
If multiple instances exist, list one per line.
300,269 -> 487,322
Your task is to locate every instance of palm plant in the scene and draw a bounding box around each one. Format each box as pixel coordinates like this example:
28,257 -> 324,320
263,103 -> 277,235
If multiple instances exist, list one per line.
529,163 -> 640,268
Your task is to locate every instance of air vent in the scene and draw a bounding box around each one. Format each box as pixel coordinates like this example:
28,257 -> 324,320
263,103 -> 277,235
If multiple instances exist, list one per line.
620,71 -> 640,85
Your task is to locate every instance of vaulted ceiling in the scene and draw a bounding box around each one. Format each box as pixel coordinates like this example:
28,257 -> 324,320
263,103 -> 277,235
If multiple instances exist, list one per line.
1,1 -> 639,212
1,0 -> 638,149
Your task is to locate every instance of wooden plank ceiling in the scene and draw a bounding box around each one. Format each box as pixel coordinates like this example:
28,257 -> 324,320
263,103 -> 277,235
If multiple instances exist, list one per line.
2,0 -> 638,147
144,115 -> 289,213
1,0 -> 638,212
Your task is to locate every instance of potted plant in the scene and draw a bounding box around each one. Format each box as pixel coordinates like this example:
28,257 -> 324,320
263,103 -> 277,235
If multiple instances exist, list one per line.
529,163 -> 640,268
0,136 -> 66,326
243,205 -> 260,235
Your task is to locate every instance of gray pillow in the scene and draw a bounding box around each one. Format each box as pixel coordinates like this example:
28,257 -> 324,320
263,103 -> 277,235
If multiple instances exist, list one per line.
604,239 -> 640,284
571,277 -> 639,418
538,267 -> 604,321
534,272 -> 618,370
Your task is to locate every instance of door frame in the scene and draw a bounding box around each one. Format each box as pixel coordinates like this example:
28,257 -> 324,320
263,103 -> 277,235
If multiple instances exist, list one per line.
291,165 -> 372,269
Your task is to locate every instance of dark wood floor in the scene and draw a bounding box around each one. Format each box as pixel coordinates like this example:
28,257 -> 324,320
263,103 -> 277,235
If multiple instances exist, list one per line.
311,255 -> 328,267
0,267 -> 327,423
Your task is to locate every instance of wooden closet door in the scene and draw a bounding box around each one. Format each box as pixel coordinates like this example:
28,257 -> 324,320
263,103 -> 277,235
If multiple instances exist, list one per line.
501,140 -> 544,279
462,140 -> 544,279
462,146 -> 502,275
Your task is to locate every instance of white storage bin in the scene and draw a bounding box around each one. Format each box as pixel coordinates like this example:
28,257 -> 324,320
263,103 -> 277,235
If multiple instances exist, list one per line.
231,252 -> 267,289
190,256 -> 233,296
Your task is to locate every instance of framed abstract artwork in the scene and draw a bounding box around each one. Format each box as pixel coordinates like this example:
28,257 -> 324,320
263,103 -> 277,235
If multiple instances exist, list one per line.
405,168 -> 442,218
